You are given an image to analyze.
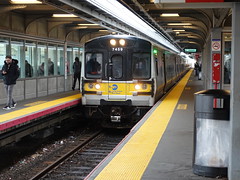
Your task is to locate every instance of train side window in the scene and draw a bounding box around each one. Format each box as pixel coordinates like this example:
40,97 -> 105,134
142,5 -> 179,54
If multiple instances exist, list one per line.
111,55 -> 123,79
85,53 -> 102,78
155,57 -> 158,75
132,53 -> 150,79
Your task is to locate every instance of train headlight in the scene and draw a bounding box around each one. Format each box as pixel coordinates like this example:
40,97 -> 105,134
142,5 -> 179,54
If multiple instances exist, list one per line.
142,84 -> 147,90
110,39 -> 116,46
119,39 -> 125,46
88,83 -> 93,89
135,84 -> 141,90
95,83 -> 101,90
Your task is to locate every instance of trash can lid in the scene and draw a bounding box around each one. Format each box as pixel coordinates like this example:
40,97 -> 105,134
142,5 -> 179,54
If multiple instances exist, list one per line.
195,89 -> 230,96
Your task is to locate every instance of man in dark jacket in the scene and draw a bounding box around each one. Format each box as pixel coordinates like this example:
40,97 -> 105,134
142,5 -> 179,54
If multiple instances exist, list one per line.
1,55 -> 20,110
72,57 -> 81,90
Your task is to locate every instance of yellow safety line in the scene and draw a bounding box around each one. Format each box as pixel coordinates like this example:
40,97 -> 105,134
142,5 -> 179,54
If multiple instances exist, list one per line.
95,70 -> 192,180
0,94 -> 81,123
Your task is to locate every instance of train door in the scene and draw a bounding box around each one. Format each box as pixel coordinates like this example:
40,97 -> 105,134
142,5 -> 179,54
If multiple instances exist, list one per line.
107,53 -> 127,100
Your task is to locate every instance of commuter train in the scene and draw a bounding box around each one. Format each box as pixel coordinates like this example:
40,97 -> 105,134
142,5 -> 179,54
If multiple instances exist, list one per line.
81,35 -> 188,128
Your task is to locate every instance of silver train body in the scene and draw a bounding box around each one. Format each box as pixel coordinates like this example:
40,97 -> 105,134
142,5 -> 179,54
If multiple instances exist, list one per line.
81,35 -> 188,128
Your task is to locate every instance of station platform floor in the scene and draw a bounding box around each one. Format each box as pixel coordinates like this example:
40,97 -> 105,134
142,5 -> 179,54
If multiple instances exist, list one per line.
0,90 -> 81,133
86,70 -> 227,180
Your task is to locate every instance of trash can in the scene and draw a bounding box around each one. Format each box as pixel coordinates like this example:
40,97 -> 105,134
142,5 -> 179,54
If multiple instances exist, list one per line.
193,89 -> 230,178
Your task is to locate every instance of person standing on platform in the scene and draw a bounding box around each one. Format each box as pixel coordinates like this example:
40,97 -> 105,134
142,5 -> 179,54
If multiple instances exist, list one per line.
48,58 -> 54,75
198,62 -> 202,80
194,61 -> 200,76
1,55 -> 20,110
72,57 -> 81,90
25,60 -> 33,77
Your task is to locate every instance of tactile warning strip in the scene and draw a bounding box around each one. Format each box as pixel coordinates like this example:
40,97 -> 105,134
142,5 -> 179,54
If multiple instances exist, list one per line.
0,94 -> 81,131
93,70 -> 192,180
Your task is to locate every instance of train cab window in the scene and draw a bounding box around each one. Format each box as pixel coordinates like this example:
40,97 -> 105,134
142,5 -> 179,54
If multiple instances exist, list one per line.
111,55 -> 123,79
132,53 -> 150,79
85,53 -> 102,78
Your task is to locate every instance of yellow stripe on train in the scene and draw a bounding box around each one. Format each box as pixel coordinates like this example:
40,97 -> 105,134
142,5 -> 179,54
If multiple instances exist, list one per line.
84,82 -> 152,95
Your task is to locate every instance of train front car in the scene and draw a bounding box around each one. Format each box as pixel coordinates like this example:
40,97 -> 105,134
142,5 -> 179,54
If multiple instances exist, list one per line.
81,35 -> 153,128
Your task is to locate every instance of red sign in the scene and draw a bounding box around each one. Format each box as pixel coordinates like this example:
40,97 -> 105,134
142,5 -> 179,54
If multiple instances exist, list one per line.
195,53 -> 200,60
212,53 -> 221,83
186,0 -> 223,2
162,0 -> 234,2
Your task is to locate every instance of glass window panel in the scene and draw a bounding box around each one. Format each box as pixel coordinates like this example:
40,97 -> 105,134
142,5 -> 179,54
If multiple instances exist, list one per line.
11,38 -> 24,78
37,42 -> 47,77
25,40 -> 36,78
79,48 -> 83,63
132,53 -> 151,79
0,37 -> 10,79
73,47 -> 79,59
48,44 -> 57,76
73,47 -> 80,75
223,33 -> 232,84
85,53 -> 102,78
67,46 -> 73,74
57,46 -> 64,75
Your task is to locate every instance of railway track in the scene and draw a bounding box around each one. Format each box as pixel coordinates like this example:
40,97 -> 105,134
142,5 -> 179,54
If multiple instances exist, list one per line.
29,129 -> 128,180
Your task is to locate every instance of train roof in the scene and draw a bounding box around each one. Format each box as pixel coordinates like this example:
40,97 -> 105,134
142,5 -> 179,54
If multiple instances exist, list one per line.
85,34 -> 178,54
85,34 -> 146,43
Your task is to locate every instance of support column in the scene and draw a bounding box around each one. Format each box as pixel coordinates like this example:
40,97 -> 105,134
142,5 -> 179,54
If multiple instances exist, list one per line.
64,41 -> 67,91
202,37 -> 211,89
229,2 -> 240,180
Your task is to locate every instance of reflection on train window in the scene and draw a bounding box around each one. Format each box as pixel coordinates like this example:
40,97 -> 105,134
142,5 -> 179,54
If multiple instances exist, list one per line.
86,53 -> 102,78
132,53 -> 150,79
111,55 -> 123,79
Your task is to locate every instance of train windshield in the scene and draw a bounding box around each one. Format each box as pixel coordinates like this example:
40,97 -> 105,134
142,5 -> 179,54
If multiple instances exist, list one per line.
132,53 -> 151,79
85,53 -> 102,78
111,55 -> 123,79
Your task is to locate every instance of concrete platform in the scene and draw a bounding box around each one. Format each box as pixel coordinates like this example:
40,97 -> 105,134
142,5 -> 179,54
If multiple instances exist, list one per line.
86,70 -> 228,180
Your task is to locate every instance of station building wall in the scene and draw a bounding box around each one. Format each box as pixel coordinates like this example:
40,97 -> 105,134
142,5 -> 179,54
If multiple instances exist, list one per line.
0,11 -> 83,105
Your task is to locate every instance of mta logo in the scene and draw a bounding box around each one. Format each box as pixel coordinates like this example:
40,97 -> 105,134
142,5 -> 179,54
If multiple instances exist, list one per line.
112,84 -> 118,90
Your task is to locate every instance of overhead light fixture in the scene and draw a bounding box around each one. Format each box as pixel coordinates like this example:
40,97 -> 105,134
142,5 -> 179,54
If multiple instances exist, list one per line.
52,14 -> 78,18
10,0 -> 42,4
99,30 -> 108,32
160,13 -> 179,17
86,0 -> 180,53
188,36 -> 198,38
173,30 -> 185,32
78,24 -> 99,26
176,34 -> 191,36
168,23 -> 192,26
78,26 -> 88,29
